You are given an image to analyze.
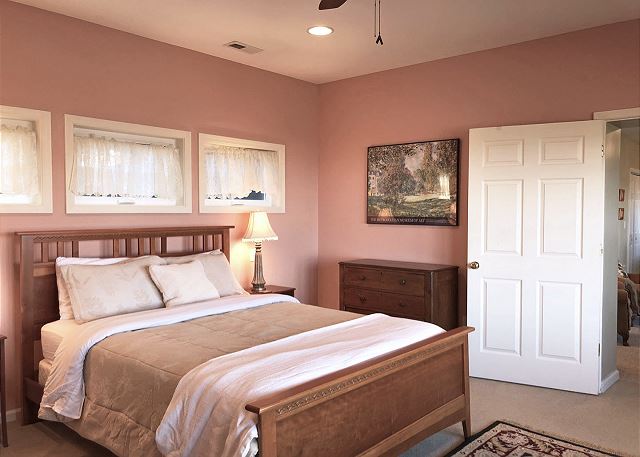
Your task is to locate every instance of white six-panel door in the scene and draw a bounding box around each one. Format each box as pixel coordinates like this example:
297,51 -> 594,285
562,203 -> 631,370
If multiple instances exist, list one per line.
468,120 -> 605,394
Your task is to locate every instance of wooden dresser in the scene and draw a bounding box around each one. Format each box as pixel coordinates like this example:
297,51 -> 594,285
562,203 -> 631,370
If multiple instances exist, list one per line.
339,259 -> 459,330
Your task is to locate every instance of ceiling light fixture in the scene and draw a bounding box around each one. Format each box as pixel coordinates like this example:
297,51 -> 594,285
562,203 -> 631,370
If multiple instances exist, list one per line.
307,26 -> 334,36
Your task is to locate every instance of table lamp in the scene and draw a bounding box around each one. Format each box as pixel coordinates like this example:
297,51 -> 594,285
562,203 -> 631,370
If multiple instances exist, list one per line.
242,211 -> 278,292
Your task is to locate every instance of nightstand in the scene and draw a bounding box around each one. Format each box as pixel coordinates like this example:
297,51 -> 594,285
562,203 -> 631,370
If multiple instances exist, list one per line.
245,285 -> 295,297
1,334 -> 7,447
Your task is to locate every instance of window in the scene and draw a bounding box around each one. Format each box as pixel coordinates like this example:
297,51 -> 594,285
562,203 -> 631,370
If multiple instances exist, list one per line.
65,115 -> 192,213
0,105 -> 52,213
199,134 -> 285,213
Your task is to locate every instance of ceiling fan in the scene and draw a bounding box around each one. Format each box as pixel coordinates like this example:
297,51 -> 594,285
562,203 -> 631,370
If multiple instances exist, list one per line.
318,0 -> 349,10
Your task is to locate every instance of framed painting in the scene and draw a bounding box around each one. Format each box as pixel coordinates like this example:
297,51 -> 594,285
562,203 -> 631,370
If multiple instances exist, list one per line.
367,138 -> 459,226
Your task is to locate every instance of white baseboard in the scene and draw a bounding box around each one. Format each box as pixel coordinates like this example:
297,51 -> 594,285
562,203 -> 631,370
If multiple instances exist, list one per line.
6,408 -> 20,422
600,370 -> 620,393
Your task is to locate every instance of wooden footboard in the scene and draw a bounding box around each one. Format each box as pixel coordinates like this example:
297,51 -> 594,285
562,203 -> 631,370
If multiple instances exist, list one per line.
247,326 -> 473,457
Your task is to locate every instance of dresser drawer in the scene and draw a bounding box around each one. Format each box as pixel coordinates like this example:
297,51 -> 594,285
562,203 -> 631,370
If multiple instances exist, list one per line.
343,267 -> 382,288
344,287 -> 425,320
343,287 -> 381,310
378,291 -> 425,319
380,270 -> 425,296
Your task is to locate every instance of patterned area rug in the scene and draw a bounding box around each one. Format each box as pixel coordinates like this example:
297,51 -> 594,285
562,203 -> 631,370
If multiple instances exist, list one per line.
446,421 -> 619,457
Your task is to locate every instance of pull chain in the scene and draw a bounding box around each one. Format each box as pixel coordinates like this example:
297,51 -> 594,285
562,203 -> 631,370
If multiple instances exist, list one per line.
375,0 -> 383,45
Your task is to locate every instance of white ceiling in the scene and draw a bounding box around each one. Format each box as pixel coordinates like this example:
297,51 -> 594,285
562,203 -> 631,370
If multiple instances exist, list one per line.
11,0 -> 640,84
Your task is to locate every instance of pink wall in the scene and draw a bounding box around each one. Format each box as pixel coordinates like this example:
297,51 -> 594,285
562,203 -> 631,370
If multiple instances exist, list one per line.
0,0 -> 320,410
1,0 -> 639,415
317,20 -> 640,314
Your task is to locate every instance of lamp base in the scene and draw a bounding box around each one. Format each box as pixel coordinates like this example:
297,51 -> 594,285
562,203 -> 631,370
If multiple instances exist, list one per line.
251,242 -> 267,293
251,284 -> 267,292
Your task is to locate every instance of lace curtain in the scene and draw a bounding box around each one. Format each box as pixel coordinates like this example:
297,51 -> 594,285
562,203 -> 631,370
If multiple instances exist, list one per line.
0,122 -> 39,197
203,146 -> 279,200
70,135 -> 183,199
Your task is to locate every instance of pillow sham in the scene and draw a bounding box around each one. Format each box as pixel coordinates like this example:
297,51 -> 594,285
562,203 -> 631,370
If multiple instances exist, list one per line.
149,260 -> 220,307
55,256 -> 128,320
60,256 -> 166,323
165,250 -> 247,297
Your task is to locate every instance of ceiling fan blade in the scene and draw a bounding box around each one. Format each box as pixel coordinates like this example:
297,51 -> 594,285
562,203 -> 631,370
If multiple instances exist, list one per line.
319,0 -> 349,10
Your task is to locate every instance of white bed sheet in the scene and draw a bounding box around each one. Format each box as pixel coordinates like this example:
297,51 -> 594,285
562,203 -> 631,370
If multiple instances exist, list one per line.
41,319 -> 81,361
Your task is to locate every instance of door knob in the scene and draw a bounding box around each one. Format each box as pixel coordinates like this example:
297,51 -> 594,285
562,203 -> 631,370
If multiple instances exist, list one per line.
468,261 -> 480,270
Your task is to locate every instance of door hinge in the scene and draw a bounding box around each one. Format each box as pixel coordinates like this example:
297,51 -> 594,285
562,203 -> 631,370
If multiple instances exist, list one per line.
598,344 -> 601,356
601,144 -> 605,158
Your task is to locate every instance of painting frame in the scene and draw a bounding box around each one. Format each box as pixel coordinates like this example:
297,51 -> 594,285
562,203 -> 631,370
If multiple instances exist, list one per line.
367,138 -> 460,226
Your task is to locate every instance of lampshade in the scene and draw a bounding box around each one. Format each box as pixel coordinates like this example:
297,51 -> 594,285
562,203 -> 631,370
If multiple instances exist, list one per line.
242,211 -> 278,242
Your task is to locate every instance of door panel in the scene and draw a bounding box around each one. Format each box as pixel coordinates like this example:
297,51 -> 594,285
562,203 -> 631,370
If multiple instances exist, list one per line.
539,136 -> 584,164
537,281 -> 582,362
483,278 -> 522,354
483,180 -> 523,255
539,179 -> 583,257
468,120 -> 604,394
483,140 -> 524,167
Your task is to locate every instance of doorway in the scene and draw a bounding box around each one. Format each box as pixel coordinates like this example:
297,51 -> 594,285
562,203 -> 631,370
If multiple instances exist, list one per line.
597,110 -> 640,378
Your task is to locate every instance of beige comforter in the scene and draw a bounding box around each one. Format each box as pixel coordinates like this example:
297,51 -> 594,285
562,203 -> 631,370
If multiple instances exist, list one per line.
66,301 -> 360,457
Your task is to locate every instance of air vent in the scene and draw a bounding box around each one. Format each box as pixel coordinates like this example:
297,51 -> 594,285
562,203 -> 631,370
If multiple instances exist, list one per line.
223,41 -> 263,55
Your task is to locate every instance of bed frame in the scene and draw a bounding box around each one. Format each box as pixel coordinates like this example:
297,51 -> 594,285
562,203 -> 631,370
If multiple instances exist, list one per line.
18,226 -> 473,456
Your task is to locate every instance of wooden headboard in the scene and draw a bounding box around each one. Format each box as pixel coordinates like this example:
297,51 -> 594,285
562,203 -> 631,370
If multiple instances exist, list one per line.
17,225 -> 233,423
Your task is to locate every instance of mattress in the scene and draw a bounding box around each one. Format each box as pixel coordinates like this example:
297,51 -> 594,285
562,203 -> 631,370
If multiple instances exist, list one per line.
38,359 -> 52,386
41,319 -> 81,361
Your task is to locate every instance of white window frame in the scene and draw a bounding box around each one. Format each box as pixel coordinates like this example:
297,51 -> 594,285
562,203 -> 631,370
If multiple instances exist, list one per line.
0,105 -> 53,213
198,133 -> 285,213
65,115 -> 192,214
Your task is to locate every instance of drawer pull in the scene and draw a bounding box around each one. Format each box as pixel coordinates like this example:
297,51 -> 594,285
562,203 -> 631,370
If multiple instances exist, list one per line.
399,279 -> 407,285
359,296 -> 367,303
398,302 -> 407,307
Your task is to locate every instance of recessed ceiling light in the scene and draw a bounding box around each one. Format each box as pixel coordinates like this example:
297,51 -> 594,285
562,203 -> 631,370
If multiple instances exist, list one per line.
307,26 -> 334,36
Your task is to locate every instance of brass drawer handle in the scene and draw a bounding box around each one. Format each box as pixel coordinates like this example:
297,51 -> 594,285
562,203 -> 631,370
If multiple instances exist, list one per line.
399,279 -> 407,285
359,296 -> 367,303
398,302 -> 407,307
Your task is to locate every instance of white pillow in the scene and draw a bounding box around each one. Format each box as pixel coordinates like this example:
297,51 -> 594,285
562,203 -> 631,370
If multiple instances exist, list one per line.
165,251 -> 247,297
56,256 -> 128,319
61,256 -> 166,323
149,260 -> 220,307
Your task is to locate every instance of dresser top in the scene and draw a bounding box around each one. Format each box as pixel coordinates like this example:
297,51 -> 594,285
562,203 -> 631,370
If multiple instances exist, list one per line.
339,259 -> 458,272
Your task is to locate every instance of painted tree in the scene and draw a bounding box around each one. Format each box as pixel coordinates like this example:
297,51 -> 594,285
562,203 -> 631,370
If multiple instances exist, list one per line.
415,140 -> 458,195
368,144 -> 417,209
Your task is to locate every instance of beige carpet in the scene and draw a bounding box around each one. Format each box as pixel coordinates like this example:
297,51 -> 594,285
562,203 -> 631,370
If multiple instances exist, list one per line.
3,327 -> 638,457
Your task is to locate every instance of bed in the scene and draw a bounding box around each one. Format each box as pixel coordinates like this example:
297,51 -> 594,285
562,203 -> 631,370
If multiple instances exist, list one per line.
18,226 -> 473,457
